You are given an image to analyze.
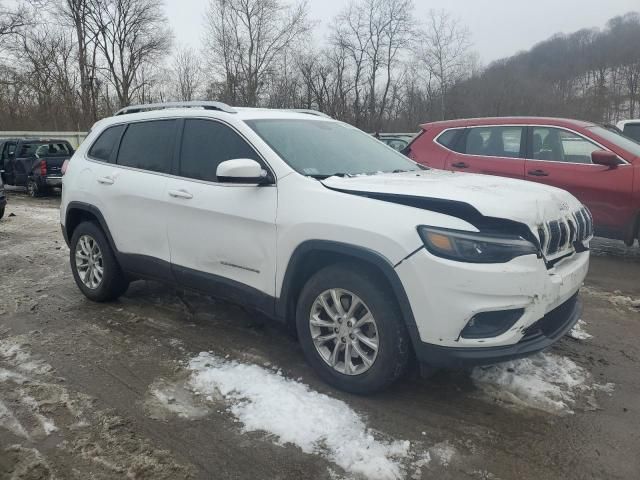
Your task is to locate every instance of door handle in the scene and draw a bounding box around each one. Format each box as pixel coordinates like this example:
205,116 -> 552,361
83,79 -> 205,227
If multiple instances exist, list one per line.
528,169 -> 549,177
451,162 -> 468,169
168,189 -> 193,199
97,176 -> 114,185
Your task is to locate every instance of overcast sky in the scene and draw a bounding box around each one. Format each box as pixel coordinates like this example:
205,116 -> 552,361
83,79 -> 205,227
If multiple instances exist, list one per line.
166,0 -> 639,64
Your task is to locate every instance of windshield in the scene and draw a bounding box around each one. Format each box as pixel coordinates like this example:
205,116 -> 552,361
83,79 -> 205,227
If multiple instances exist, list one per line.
245,119 -> 421,177
588,126 -> 640,158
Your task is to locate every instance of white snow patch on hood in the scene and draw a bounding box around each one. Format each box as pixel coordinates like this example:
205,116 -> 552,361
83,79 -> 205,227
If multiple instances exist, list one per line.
471,353 -> 612,415
187,352 -> 435,480
568,320 -> 593,340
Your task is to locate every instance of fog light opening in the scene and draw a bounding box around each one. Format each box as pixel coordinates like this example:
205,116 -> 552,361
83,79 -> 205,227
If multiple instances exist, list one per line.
460,308 -> 525,339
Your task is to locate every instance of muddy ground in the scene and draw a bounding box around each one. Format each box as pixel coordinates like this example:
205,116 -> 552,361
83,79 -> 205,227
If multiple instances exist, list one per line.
0,191 -> 638,480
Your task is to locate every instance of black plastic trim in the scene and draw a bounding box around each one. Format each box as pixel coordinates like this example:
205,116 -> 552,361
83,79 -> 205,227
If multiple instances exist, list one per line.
117,252 -> 173,281
173,263 -> 274,316
64,201 -> 119,252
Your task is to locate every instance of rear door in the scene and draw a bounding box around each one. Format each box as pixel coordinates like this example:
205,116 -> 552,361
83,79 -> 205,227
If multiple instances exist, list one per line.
444,125 -> 526,179
87,119 -> 178,277
165,118 -> 277,309
524,126 -> 634,236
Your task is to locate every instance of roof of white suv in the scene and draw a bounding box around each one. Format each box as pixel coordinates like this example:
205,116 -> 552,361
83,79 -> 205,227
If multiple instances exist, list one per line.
110,102 -> 331,124
90,108 -> 336,135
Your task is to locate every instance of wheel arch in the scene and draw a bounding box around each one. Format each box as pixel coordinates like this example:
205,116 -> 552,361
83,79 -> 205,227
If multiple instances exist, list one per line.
64,202 -> 117,253
277,240 -> 420,342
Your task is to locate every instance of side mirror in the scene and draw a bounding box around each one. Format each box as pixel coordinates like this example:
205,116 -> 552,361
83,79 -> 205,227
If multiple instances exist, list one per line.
591,150 -> 620,168
216,158 -> 270,184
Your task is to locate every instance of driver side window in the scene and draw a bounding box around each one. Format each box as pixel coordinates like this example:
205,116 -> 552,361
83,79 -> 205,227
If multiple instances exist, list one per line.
532,127 -> 599,164
179,119 -> 262,182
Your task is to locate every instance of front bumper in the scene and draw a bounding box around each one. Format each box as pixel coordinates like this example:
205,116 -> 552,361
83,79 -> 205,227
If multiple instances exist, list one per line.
413,293 -> 581,368
395,246 -> 588,366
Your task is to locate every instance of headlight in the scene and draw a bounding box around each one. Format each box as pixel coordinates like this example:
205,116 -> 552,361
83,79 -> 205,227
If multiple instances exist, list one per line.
417,226 -> 539,263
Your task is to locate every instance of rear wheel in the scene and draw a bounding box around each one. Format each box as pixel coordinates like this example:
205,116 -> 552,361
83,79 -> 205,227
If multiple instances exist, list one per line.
70,221 -> 129,302
296,264 -> 410,394
0,207 -> 4,220
27,179 -> 39,198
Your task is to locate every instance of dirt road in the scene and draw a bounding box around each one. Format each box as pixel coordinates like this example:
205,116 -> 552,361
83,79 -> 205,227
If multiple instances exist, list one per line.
1,192 -> 638,480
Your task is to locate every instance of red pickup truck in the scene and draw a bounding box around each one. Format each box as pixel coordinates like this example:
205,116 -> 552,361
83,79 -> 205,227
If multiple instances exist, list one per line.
405,117 -> 640,245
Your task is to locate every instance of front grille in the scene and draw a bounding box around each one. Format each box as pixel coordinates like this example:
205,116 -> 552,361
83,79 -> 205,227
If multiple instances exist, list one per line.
537,207 -> 593,258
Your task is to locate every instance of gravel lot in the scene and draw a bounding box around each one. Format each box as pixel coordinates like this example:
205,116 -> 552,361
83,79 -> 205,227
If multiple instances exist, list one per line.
1,191 -> 639,480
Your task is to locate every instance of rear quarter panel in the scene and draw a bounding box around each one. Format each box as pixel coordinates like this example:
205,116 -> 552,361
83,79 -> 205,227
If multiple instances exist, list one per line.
407,128 -> 451,169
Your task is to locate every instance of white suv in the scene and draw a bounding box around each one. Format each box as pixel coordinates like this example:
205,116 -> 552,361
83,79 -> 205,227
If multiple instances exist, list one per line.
61,102 -> 591,393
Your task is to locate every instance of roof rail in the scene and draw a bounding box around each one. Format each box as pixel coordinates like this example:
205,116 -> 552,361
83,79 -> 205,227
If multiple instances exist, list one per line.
286,109 -> 331,119
115,101 -> 236,116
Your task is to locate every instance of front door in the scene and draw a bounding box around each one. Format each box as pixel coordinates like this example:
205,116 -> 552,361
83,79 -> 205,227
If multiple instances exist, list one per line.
524,126 -> 634,237
165,118 -> 277,311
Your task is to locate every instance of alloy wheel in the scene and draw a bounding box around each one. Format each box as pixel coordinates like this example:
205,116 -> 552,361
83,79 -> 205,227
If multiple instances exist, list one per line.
309,288 -> 379,375
75,235 -> 104,289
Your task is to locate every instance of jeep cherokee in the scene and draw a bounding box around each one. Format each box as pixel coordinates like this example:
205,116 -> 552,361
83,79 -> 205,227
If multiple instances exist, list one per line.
60,102 -> 591,394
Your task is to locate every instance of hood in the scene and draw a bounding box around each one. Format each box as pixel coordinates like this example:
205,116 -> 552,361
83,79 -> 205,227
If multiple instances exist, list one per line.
321,170 -> 584,230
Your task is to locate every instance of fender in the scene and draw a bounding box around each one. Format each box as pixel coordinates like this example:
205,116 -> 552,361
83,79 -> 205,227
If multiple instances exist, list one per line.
64,201 -> 118,252
276,240 -> 422,344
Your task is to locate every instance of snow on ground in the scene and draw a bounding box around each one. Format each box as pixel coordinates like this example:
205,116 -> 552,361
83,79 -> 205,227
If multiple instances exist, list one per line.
0,336 -> 53,376
471,352 -> 612,415
568,319 -> 593,340
582,286 -> 640,311
0,399 -> 29,439
187,352 -> 440,480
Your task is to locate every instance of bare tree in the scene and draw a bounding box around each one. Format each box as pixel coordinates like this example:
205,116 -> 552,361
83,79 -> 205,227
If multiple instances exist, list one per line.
59,0 -> 100,124
205,0 -> 310,106
417,9 -> 472,119
172,47 -> 202,101
0,1 -> 29,41
87,0 -> 172,108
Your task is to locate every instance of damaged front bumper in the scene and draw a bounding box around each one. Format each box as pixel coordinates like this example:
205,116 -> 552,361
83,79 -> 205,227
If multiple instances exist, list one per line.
412,294 -> 581,368
395,246 -> 589,368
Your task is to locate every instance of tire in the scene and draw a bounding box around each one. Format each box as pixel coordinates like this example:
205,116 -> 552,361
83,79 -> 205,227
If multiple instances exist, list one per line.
27,179 -> 39,198
296,263 -> 410,394
70,221 -> 129,302
0,207 -> 4,220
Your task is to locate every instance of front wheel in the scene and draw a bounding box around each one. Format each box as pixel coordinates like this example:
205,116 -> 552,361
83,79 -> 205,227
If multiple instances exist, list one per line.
70,221 -> 129,302
0,207 -> 4,220
296,264 -> 410,394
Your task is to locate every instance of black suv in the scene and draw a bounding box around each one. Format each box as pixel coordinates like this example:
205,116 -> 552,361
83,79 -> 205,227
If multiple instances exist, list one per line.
0,138 -> 74,197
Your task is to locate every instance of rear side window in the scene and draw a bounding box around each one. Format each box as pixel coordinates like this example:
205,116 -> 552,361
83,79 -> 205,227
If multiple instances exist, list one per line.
19,142 -> 73,157
623,123 -> 640,142
436,129 -> 464,152
179,119 -> 260,182
88,125 -> 125,162
464,126 -> 523,158
117,120 -> 177,173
